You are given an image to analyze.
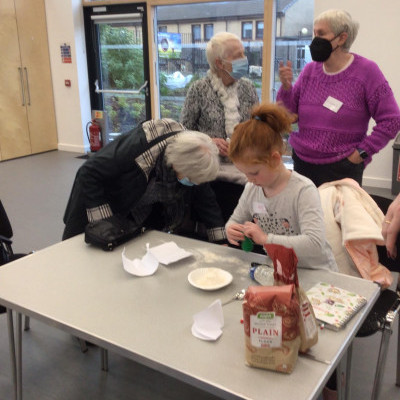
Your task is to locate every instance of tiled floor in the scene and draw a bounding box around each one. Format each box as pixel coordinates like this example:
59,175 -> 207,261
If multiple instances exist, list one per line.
0,150 -> 399,399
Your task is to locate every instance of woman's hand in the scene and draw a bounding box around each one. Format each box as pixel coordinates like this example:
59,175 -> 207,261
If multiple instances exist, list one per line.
279,60 -> 293,90
243,221 -> 267,246
347,149 -> 364,164
226,223 -> 246,246
212,138 -> 229,157
382,194 -> 400,258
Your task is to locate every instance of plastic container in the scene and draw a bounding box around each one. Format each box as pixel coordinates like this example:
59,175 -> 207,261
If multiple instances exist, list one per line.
241,236 -> 254,252
249,263 -> 274,286
391,131 -> 400,195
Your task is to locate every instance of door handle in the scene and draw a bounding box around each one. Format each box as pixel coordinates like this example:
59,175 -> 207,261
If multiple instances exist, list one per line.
24,68 -> 31,106
94,79 -> 148,95
18,67 -> 26,106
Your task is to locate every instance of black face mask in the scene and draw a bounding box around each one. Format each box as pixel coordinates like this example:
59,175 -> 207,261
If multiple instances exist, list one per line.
309,34 -> 341,62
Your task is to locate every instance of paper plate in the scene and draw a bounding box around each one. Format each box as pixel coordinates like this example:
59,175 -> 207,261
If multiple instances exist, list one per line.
188,268 -> 233,291
148,242 -> 192,265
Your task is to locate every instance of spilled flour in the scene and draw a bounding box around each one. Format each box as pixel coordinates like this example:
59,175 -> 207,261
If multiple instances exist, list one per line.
188,247 -> 265,276
196,249 -> 242,265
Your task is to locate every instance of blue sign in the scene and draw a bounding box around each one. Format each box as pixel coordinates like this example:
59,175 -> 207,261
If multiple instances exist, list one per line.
158,32 -> 182,58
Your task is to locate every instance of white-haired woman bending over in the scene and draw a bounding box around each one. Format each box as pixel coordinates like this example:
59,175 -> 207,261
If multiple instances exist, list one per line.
63,119 -> 226,244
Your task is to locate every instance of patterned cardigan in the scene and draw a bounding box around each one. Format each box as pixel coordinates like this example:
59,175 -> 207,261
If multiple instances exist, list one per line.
180,75 -> 259,139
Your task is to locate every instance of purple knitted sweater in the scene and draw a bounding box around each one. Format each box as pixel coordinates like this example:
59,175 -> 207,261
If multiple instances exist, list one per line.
277,54 -> 400,165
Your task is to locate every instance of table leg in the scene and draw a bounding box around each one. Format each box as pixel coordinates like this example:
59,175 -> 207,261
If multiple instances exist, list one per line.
24,316 -> 30,331
397,316 -> 400,386
344,343 -> 353,400
371,324 -> 392,400
7,309 -> 17,400
16,312 -> 23,400
101,348 -> 109,372
336,343 -> 352,400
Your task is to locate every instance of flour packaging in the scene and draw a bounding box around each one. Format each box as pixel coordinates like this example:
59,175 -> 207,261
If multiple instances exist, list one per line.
264,243 -> 318,353
242,284 -> 300,373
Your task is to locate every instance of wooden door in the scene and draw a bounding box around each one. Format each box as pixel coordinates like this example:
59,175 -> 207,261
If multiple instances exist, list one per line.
0,0 -> 31,160
15,0 -> 58,154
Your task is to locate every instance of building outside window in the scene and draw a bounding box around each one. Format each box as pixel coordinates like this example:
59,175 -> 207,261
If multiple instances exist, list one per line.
242,21 -> 253,40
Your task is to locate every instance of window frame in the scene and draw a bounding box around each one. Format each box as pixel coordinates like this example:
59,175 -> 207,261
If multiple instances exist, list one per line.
203,23 -> 214,41
296,45 -> 306,70
255,20 -> 264,39
241,21 -> 253,40
191,24 -> 201,42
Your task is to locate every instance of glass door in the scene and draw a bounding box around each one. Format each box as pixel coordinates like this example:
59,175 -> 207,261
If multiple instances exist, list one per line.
84,4 -> 151,144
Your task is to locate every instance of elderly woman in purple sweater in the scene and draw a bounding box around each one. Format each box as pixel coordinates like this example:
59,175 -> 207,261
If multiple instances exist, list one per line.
278,9 -> 400,187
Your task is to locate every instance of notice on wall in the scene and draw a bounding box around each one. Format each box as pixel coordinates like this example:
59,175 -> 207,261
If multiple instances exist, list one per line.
60,43 -> 72,64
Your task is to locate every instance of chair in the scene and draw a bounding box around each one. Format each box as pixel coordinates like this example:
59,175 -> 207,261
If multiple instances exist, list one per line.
0,199 -> 30,330
355,194 -> 400,400
0,200 -> 33,400
0,200 -> 90,354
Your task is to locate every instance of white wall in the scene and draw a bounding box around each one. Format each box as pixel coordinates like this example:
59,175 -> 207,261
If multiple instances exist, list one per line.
315,0 -> 400,188
44,0 -> 90,153
43,1 -> 400,188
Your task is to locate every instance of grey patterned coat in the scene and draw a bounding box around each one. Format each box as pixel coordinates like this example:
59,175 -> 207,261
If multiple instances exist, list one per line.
180,76 -> 259,138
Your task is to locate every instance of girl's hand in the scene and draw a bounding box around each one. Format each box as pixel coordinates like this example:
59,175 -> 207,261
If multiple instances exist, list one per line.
226,223 -> 246,246
243,221 -> 267,246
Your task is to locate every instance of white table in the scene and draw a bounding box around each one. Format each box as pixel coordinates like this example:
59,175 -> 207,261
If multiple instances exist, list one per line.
0,231 -> 380,400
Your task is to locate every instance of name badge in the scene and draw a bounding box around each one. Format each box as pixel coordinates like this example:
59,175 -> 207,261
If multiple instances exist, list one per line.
323,96 -> 343,113
253,202 -> 266,213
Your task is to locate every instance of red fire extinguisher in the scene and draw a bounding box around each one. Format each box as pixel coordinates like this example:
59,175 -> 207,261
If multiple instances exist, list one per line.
86,119 -> 102,152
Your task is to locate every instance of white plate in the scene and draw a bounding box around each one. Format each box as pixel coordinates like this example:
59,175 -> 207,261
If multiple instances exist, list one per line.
188,268 -> 233,291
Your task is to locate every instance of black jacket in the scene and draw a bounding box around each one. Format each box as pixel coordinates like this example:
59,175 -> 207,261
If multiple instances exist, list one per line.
62,119 -> 225,242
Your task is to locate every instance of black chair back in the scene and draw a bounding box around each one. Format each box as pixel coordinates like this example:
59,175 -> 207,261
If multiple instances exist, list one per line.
0,200 -> 13,239
370,194 -> 400,273
0,200 -> 26,266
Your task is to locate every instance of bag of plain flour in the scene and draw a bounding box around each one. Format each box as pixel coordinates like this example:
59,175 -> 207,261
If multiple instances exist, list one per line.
264,243 -> 318,353
243,284 -> 300,373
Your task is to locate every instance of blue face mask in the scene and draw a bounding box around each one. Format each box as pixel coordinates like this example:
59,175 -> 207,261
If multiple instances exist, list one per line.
227,57 -> 249,80
178,177 -> 196,186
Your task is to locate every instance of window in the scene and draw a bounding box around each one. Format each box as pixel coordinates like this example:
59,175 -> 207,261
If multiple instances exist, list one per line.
204,24 -> 214,41
154,0 -> 313,122
158,25 -> 167,33
274,0 -> 313,100
242,21 -> 253,40
192,24 -> 201,42
156,1 -> 263,121
273,0 -> 313,160
256,21 -> 263,39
